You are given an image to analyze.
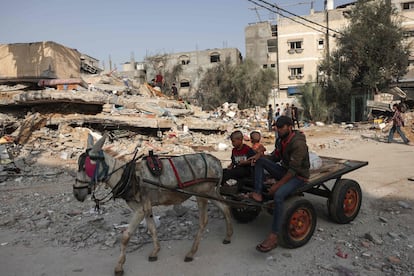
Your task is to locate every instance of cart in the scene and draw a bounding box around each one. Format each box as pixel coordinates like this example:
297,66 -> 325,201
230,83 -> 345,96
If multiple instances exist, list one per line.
220,156 -> 368,249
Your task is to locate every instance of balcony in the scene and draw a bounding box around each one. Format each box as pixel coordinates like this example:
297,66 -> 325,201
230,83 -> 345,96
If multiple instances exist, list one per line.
295,48 -> 303,53
288,75 -> 296,80
288,49 -> 295,54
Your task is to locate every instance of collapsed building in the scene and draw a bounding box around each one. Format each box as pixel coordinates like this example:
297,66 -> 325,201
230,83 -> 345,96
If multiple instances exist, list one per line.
0,41 -> 240,143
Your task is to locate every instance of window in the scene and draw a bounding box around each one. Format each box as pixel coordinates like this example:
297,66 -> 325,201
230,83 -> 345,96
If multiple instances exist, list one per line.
267,39 -> 277,53
263,64 -> 268,68
402,2 -> 414,10
180,80 -> 190,87
288,40 -> 303,54
179,55 -> 190,65
270,64 -> 276,68
289,66 -> 303,79
317,39 -> 324,49
271,25 -> 278,37
289,41 -> 302,49
210,52 -> 220,63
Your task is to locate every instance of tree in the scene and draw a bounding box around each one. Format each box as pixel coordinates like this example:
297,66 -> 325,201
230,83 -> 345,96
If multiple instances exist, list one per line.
299,83 -> 329,122
320,0 -> 410,120
197,58 -> 276,110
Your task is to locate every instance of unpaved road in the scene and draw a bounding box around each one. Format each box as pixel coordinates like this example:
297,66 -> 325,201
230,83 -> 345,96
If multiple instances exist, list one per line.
1,128 -> 414,276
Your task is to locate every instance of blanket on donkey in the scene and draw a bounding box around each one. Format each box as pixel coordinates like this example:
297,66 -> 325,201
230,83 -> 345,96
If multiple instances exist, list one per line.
138,153 -> 222,189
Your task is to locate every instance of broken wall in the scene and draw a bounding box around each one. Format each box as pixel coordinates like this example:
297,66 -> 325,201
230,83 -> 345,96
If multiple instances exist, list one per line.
0,41 -> 81,81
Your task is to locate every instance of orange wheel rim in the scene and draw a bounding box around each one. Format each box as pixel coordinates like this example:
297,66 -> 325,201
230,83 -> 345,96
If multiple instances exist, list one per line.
343,188 -> 359,216
288,208 -> 312,240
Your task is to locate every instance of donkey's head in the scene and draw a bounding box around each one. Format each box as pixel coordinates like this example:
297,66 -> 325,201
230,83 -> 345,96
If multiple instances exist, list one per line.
73,133 -> 109,202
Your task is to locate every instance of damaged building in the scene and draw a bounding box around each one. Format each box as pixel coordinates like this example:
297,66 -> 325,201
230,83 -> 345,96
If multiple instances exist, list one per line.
0,41 -> 240,148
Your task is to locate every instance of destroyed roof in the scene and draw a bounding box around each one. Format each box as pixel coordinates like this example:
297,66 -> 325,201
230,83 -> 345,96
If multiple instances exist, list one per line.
0,41 -> 81,83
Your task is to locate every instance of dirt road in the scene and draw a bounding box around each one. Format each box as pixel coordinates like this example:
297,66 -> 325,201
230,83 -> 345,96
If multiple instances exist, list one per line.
0,128 -> 413,276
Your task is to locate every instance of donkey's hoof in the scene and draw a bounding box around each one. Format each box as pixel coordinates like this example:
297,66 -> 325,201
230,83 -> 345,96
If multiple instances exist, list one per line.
148,256 -> 158,262
184,256 -> 193,262
223,239 -> 231,244
114,269 -> 124,276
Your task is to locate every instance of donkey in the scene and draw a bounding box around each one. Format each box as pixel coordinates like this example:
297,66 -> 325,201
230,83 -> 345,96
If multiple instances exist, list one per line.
73,134 -> 233,275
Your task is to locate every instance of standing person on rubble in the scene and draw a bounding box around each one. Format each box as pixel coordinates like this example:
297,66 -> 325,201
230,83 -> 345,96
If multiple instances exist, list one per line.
387,103 -> 411,145
155,72 -> 163,88
267,104 -> 274,131
171,83 -> 178,99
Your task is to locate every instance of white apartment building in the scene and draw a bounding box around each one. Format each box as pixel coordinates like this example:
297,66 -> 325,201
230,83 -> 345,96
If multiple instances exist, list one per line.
277,3 -> 348,95
246,0 -> 414,119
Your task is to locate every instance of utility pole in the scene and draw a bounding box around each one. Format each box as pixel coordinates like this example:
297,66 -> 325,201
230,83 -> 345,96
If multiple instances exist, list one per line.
325,0 -> 331,84
109,55 -> 112,72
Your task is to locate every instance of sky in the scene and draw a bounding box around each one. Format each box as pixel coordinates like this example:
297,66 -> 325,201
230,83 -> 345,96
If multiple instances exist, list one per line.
0,0 -> 351,68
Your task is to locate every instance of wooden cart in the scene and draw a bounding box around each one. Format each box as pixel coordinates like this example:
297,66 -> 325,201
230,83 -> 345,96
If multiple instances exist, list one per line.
222,156 -> 369,248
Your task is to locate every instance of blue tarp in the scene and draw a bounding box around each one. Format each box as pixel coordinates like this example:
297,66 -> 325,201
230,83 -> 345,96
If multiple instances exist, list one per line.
287,86 -> 301,95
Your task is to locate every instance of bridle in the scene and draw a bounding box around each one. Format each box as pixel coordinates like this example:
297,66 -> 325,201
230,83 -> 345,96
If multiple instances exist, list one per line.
75,148 -> 143,210
75,150 -> 109,189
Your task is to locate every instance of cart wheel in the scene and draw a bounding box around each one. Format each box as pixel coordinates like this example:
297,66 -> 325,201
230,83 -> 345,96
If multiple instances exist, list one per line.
230,205 -> 261,224
280,197 -> 316,248
328,179 -> 362,224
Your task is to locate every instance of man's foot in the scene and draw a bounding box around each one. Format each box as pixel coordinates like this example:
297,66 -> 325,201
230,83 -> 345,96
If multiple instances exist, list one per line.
242,192 -> 263,203
256,233 -> 278,253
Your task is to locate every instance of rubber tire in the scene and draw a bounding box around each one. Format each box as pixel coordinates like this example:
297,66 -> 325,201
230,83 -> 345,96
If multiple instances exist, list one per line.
280,197 -> 316,248
328,179 -> 362,224
230,205 -> 261,224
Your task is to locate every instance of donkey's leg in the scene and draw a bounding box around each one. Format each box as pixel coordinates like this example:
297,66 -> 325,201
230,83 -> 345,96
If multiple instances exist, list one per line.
184,197 -> 208,262
115,201 -> 144,276
210,198 -> 233,244
142,199 -> 161,262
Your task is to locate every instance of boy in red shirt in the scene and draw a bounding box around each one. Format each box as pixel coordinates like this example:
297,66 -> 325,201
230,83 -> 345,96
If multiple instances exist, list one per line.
222,130 -> 256,186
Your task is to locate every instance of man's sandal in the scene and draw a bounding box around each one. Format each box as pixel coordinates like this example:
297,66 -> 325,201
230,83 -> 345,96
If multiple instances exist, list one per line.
256,239 -> 278,253
241,192 -> 263,203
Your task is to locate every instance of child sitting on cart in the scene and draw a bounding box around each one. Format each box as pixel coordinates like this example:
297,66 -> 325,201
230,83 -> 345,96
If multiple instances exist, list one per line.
250,131 -> 266,158
221,130 -> 256,188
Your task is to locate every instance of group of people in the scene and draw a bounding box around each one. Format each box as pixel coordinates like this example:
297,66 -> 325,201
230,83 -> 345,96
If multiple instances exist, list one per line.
149,72 -> 179,99
222,115 -> 310,253
267,103 -> 300,131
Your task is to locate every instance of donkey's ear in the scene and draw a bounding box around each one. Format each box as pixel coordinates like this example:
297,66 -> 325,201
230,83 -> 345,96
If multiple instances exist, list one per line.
90,133 -> 108,154
87,133 -> 94,149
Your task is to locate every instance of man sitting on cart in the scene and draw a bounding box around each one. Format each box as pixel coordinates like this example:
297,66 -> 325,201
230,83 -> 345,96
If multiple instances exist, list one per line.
246,115 -> 310,252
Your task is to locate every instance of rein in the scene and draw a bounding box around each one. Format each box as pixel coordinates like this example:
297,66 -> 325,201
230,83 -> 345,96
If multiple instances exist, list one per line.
141,178 -> 265,208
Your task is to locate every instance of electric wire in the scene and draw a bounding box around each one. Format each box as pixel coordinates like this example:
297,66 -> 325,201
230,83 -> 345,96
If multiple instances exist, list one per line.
248,0 -> 337,37
248,0 -> 343,36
